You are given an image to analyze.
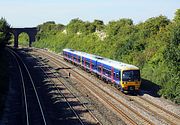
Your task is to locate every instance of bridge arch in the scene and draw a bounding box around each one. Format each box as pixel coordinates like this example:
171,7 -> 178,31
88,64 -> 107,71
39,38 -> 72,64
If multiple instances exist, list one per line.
10,27 -> 38,47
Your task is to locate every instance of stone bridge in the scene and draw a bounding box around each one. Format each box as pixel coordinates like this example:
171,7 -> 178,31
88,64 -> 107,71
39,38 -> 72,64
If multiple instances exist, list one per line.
10,27 -> 38,47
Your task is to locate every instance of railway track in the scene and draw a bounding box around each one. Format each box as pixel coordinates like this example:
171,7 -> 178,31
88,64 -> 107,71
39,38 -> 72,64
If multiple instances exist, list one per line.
33,48 -> 180,125
31,54 -> 101,125
108,85 -> 180,125
33,48 -> 154,125
6,48 -> 47,125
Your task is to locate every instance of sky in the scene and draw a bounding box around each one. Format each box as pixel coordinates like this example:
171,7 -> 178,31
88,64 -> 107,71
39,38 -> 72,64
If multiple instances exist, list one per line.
0,0 -> 180,27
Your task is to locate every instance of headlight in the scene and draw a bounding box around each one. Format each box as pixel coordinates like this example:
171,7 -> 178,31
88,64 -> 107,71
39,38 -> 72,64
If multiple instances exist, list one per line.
123,82 -> 127,84
122,82 -> 128,84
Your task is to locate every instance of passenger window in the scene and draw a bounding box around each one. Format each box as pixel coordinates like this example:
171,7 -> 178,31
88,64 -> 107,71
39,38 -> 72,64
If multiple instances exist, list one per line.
98,66 -> 101,72
108,70 -> 111,77
113,73 -> 116,79
86,62 -> 90,68
92,64 -> 94,69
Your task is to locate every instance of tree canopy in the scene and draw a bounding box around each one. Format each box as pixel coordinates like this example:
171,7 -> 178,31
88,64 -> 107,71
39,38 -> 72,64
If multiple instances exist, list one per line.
0,18 -> 11,47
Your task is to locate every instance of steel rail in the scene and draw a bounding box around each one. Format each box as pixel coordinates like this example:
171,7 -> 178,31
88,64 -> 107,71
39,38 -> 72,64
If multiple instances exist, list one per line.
7,48 -> 47,125
138,96 -> 180,120
30,55 -> 86,125
7,49 -> 30,125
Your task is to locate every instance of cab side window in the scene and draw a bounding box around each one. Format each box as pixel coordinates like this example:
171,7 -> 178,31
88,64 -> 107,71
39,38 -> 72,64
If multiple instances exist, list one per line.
116,73 -> 119,79
113,71 -> 121,81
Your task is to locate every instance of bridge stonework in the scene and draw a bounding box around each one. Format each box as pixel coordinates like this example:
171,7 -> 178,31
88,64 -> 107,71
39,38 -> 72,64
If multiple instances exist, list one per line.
10,27 -> 38,47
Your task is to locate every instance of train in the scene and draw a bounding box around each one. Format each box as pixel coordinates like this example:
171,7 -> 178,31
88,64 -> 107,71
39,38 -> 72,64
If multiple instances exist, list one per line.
62,48 -> 141,93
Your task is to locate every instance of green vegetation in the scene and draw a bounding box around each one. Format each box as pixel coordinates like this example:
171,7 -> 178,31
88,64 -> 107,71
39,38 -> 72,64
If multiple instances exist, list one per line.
18,32 -> 29,46
32,10 -> 180,104
0,18 -> 11,47
0,18 -> 10,117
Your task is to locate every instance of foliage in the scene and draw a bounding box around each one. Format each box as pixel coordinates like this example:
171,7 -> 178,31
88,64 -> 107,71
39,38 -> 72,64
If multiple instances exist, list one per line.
18,32 -> 29,46
159,23 -> 180,103
33,10 -> 180,104
0,17 -> 11,47
173,9 -> 180,23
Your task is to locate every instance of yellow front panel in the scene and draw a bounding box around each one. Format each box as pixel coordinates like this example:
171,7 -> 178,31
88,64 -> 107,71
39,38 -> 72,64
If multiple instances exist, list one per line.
121,69 -> 141,91
121,81 -> 141,90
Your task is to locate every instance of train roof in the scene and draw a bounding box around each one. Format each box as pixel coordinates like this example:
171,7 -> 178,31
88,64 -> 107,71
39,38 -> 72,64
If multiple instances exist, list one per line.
63,48 -> 100,60
63,48 -> 139,70
97,57 -> 139,70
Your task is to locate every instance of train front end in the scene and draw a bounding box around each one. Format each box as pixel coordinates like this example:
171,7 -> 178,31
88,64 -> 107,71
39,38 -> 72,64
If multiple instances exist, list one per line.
121,69 -> 141,93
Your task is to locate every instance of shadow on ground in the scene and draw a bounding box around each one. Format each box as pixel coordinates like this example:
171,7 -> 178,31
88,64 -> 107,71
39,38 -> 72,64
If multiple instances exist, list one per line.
139,78 -> 161,97
9,47 -> 97,125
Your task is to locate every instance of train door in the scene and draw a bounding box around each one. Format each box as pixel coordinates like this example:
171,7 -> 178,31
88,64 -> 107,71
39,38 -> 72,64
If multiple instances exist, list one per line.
111,67 -> 114,83
80,56 -> 82,66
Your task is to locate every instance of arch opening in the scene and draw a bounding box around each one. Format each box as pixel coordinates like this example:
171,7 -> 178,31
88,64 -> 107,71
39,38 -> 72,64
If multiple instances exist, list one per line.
18,32 -> 30,47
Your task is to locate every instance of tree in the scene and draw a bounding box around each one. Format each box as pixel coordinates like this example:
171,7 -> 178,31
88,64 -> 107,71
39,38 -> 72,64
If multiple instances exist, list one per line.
66,18 -> 86,34
137,15 -> 170,38
173,9 -> 180,24
105,18 -> 133,36
0,18 -> 11,47
92,19 -> 104,31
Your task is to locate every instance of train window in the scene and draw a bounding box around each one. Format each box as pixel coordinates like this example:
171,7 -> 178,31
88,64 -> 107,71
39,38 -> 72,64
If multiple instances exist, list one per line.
86,61 -> 90,68
103,68 -> 106,74
116,73 -> 120,79
92,64 -> 95,69
107,70 -> 111,77
103,68 -> 105,73
98,66 -> 101,72
103,68 -> 111,77
113,72 -> 116,79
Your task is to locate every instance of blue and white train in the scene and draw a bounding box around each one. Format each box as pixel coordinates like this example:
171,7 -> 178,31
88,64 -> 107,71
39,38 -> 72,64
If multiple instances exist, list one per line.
62,48 -> 141,93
